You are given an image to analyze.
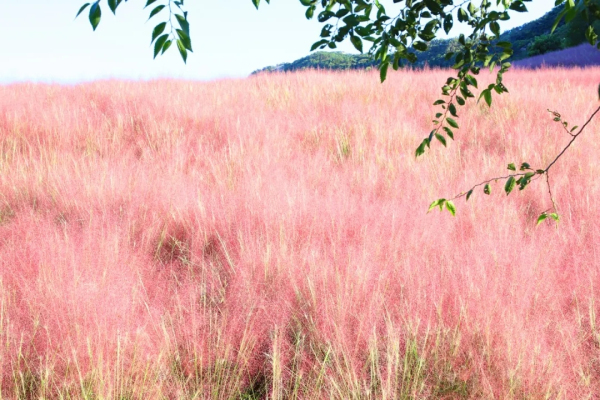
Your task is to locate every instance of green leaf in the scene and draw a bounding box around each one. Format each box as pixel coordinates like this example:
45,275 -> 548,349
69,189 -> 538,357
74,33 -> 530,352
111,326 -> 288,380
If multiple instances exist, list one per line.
536,213 -> 548,225
550,213 -> 560,222
415,141 -> 426,157
448,103 -> 457,117
443,127 -> 454,140
153,34 -> 169,58
443,14 -> 453,34
335,8 -> 349,18
520,162 -> 531,170
465,75 -> 478,88
318,10 -> 335,23
350,34 -> 363,53
484,183 -> 491,195
89,2 -> 101,31
551,8 -> 567,34
379,61 -> 389,83
518,176 -> 530,191
466,189 -> 473,201
310,39 -> 328,51
433,99 -> 445,105
161,39 -> 172,54
413,41 -> 428,51
504,176 -> 516,195
446,118 -> 459,129
507,163 -> 516,171
423,0 -> 442,15
428,129 -> 435,143
586,26 -> 598,46
565,5 -> 578,23
468,2 -> 477,16
144,0 -> 157,8
108,0 -> 119,14
509,1 -> 527,12
456,96 -> 465,106
305,5 -> 315,19
435,133 -> 447,147
480,89 -> 492,107
151,22 -> 167,43
177,39 -> 188,63
148,5 -> 165,20
445,201 -> 456,216
252,0 -> 260,9
176,29 -> 193,51
428,199 -> 446,213
76,3 -> 90,18
490,21 -> 500,36
175,14 -> 190,35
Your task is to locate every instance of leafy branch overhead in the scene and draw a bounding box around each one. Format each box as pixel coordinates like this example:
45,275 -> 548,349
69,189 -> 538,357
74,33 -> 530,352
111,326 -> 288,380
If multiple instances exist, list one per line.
294,0 -> 600,224
76,0 -> 193,62
76,1 -> 600,72
75,0 -> 600,99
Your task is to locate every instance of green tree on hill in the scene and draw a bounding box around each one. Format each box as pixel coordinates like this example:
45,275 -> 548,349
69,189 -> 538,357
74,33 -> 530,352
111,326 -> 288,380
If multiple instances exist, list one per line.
251,51 -> 379,74
526,33 -> 563,56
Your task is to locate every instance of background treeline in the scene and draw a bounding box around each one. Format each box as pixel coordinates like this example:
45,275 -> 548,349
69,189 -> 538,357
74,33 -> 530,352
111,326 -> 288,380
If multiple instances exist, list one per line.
252,5 -> 599,74
254,52 -> 379,73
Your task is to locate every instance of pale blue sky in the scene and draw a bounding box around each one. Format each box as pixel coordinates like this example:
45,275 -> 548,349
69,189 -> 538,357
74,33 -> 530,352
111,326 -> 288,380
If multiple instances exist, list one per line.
0,1 -> 555,83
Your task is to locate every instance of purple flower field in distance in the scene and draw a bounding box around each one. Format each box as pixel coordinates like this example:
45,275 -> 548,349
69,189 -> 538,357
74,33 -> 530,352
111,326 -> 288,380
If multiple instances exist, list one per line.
514,43 -> 600,69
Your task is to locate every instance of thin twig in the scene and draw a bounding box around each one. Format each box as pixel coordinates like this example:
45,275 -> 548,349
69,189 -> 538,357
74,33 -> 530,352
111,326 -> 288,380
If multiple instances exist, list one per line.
544,105 -> 600,173
450,104 -> 600,202
544,172 -> 557,214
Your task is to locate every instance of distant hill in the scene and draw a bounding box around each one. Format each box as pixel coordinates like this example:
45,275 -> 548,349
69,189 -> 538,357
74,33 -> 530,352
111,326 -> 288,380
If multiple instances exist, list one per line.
251,52 -> 378,74
252,6 -> 599,74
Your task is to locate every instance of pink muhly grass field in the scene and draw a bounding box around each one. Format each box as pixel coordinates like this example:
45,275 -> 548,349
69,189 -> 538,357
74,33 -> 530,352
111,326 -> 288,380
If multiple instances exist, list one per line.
0,67 -> 599,398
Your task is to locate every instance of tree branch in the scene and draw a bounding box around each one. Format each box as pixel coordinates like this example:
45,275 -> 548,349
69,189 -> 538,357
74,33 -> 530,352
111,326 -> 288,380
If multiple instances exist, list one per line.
436,104 -> 600,219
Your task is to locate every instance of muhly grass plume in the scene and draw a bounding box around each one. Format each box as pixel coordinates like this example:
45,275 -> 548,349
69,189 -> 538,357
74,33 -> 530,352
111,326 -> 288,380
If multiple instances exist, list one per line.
0,68 -> 599,398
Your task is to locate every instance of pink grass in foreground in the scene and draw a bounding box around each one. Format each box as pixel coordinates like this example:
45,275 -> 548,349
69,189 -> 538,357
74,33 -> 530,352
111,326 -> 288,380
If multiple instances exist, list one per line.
0,68 -> 599,398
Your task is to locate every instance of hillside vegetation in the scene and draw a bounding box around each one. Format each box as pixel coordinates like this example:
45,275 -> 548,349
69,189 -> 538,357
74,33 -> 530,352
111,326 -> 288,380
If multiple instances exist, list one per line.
0,69 -> 599,398
253,51 -> 378,73
253,6 -> 598,73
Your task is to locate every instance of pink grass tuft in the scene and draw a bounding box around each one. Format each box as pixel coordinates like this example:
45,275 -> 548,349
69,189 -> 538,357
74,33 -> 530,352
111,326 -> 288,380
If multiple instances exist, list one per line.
0,68 -> 599,398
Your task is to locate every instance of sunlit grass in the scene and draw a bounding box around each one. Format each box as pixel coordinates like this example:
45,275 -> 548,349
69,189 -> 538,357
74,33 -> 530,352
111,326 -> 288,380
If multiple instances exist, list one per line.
0,68 -> 599,398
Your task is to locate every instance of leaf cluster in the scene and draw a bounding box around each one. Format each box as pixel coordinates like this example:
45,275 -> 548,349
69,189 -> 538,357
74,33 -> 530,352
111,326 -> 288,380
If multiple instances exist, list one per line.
553,0 -> 600,47
292,0 -> 600,155
427,198 -> 456,216
295,1 -> 523,154
76,1 -> 600,77
76,0 -> 193,62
